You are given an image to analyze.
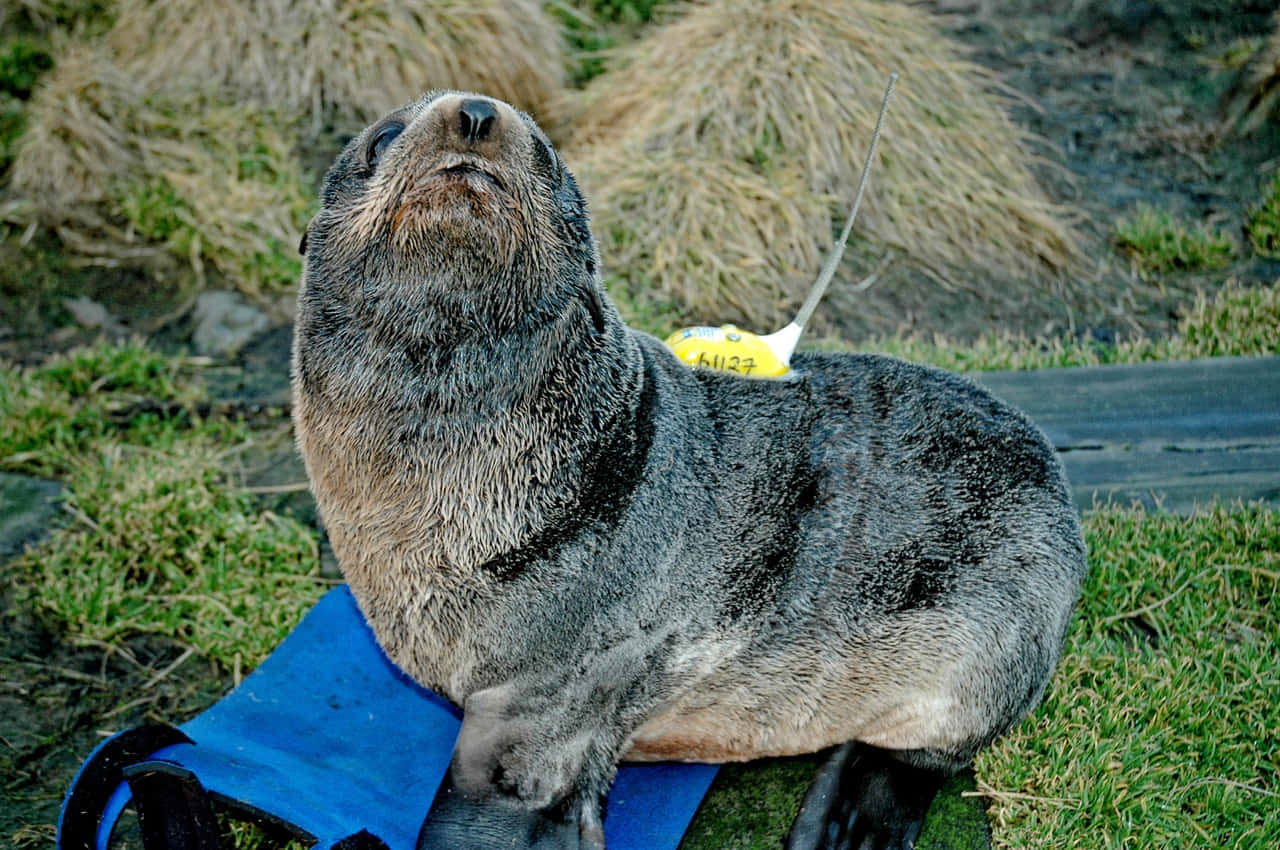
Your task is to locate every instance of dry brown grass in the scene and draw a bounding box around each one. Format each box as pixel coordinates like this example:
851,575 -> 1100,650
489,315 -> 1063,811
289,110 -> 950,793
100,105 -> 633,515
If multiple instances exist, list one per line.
13,47 -> 312,296
584,151 -> 835,322
10,0 -> 571,299
104,0 -> 568,130
567,0 -> 1084,330
1225,11 -> 1280,135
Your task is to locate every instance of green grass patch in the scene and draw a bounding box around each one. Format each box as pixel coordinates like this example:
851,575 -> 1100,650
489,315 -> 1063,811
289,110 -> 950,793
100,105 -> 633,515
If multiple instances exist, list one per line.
917,771 -> 992,850
0,37 -> 53,175
831,279 -> 1280,373
0,39 -> 54,99
555,0 -> 669,85
217,814 -> 306,850
1246,173 -> 1280,259
682,756 -> 819,849
975,503 -> 1280,849
1,338 -> 324,671
12,438 -> 322,670
583,0 -> 667,24
0,339 -> 205,477
1114,204 -> 1237,275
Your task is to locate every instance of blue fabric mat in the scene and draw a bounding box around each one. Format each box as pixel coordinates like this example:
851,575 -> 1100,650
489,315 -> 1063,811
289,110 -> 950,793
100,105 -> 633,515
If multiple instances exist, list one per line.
64,586 -> 718,850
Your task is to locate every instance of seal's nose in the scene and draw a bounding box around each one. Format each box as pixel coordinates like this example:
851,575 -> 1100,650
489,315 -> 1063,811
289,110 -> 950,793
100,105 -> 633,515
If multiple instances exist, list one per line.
458,98 -> 498,144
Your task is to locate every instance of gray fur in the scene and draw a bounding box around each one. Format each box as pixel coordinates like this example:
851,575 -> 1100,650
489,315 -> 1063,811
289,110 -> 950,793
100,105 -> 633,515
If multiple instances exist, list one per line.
292,92 -> 1086,848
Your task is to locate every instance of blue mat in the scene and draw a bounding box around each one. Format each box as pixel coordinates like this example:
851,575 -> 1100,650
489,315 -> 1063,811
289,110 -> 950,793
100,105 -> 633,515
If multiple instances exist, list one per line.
60,585 -> 718,850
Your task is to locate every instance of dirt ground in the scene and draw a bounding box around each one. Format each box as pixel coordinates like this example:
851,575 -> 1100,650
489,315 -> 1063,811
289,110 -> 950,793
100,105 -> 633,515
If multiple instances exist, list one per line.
2,0 -> 1278,844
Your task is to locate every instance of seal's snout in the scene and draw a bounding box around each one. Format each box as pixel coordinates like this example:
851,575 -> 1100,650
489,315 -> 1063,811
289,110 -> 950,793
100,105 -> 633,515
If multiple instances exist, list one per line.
458,98 -> 498,144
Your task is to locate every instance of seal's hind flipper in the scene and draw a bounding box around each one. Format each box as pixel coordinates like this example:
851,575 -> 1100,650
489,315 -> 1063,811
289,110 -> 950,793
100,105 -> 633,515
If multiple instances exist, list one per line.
785,742 -> 950,850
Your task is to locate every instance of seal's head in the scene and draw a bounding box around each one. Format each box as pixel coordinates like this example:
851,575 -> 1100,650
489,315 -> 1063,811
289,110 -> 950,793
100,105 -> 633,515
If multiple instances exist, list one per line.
300,91 -> 598,339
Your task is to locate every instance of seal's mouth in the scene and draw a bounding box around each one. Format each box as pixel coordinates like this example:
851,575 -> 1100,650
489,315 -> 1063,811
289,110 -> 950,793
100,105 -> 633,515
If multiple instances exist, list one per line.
430,161 -> 505,192
383,153 -> 515,240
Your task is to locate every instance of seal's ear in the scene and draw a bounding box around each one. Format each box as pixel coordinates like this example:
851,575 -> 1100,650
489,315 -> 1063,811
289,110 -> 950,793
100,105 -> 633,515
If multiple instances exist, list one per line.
299,218 -> 314,256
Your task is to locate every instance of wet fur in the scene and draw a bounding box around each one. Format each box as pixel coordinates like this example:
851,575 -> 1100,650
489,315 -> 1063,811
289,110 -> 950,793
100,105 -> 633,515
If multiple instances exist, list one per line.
292,92 -> 1086,847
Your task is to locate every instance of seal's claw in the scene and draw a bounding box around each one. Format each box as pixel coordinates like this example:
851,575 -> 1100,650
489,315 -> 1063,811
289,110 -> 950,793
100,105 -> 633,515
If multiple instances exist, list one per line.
785,743 -> 949,850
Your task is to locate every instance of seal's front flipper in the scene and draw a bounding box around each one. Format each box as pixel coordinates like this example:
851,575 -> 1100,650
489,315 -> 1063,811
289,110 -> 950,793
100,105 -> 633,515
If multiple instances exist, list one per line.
785,742 -> 951,850
417,766 -> 600,850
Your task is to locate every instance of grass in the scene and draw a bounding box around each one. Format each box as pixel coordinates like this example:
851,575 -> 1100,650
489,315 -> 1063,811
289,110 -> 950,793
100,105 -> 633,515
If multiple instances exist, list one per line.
554,0 -> 668,86
681,756 -> 819,848
838,278 -> 1280,374
1247,173 -> 1280,258
12,439 -> 322,669
100,0 -> 568,128
1224,10 -> 1280,134
0,338 -> 325,670
0,6 -> 1275,847
583,0 -> 667,24
975,503 -> 1280,849
0,0 -> 112,35
1113,204 -> 1238,276
0,38 -> 54,100
3,314 -> 1276,849
0,36 -> 53,175
5,0 -> 570,302
11,50 -> 316,297
568,0 -> 1083,329
0,339 -> 205,477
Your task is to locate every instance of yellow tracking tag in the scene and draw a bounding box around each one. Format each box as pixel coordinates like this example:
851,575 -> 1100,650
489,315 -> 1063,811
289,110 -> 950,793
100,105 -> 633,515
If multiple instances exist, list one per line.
663,325 -> 792,379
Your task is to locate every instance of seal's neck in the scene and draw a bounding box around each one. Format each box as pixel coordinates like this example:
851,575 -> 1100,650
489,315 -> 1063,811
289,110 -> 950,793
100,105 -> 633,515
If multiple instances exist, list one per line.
292,272 -> 643,583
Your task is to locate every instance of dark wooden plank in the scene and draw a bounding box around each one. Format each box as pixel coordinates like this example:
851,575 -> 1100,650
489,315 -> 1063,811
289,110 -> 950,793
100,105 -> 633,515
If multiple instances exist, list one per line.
1060,445 -> 1280,514
969,357 -> 1280,513
974,356 -> 1280,448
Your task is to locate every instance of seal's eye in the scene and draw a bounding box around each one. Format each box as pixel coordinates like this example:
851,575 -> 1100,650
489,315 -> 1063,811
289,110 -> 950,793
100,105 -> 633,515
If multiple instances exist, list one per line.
367,121 -> 404,170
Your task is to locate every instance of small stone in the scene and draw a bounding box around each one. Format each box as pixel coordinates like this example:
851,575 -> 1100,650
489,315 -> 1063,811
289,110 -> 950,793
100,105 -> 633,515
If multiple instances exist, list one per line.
192,290 -> 272,358
63,296 -> 118,330
0,472 -> 64,562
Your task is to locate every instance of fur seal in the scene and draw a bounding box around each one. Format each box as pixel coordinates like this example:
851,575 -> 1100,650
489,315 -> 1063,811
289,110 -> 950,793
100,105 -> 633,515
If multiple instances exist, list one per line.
291,91 -> 1087,850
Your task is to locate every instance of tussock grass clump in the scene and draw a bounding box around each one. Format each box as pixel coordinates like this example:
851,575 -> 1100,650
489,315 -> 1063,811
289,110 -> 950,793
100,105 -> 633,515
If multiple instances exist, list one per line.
12,0 -> 569,298
569,0 -> 1082,329
1225,11 -> 1280,135
13,48 -> 312,294
976,503 -> 1280,848
1175,278 -> 1280,357
588,151 -> 834,324
13,440 -> 323,669
103,0 -> 568,128
1113,204 -> 1237,276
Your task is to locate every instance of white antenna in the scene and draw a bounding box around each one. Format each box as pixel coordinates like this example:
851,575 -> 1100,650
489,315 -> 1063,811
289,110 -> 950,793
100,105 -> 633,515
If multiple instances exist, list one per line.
759,72 -> 898,363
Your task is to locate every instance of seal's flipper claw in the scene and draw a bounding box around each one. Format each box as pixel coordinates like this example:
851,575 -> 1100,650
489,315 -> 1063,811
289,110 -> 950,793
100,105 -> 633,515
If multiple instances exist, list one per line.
785,742 -> 949,850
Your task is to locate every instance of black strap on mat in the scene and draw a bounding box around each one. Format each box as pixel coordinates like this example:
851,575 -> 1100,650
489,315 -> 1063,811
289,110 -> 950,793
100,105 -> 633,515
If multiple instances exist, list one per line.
60,723 -> 394,850
59,724 -> 193,850
124,760 -> 222,850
